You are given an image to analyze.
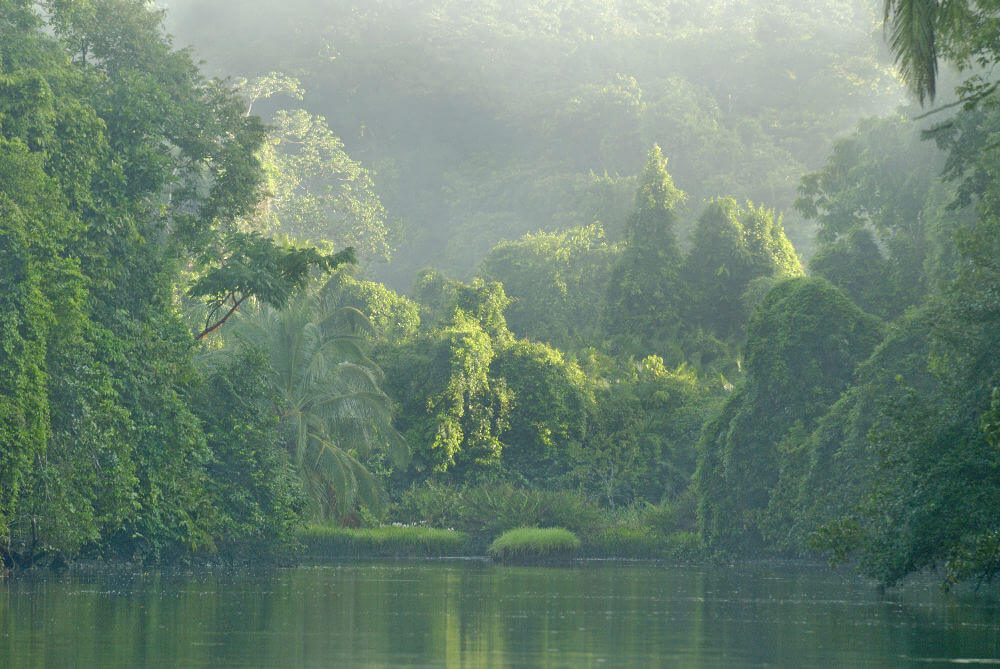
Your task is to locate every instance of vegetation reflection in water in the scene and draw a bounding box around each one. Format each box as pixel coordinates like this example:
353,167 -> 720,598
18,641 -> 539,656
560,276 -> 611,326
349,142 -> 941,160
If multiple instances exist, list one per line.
3,562 -> 1000,667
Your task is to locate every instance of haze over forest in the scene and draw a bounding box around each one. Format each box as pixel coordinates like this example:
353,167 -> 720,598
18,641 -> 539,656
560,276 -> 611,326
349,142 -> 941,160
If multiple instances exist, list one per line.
1,0 -> 998,592
162,0 -> 910,286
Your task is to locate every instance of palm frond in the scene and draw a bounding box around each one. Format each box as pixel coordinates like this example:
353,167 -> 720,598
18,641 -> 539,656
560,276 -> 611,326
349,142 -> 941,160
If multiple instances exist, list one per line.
229,287 -> 408,521
318,305 -> 375,339
884,0 -> 939,103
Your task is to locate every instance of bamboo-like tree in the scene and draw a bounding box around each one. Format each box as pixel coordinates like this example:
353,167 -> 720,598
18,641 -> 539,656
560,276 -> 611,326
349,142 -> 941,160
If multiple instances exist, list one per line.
234,291 -> 408,520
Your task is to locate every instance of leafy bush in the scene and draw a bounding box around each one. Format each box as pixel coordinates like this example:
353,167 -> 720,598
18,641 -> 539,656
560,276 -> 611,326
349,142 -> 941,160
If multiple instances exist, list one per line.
582,528 -> 663,559
581,528 -> 704,560
488,527 -> 581,564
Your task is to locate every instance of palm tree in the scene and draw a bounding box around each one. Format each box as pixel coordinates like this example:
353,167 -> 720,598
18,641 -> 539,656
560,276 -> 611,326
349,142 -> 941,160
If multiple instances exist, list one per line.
883,0 -> 941,104
233,291 -> 408,520
882,0 -> 974,104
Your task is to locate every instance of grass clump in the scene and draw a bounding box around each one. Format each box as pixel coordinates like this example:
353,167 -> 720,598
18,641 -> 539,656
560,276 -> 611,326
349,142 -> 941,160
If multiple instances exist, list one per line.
298,525 -> 469,558
394,483 -> 604,549
488,527 -> 581,565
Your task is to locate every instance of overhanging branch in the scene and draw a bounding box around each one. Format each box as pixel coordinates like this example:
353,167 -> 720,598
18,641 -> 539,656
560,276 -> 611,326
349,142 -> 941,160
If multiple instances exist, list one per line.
196,292 -> 248,340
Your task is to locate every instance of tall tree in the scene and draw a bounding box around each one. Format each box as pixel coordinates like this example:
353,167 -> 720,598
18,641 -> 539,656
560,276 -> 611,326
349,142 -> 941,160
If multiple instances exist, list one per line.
236,73 -> 394,260
683,198 -> 801,338
604,145 -> 686,351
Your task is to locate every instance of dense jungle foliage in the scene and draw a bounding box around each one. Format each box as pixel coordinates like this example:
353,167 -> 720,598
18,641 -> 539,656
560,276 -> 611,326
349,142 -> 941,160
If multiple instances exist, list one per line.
162,0 -> 905,287
1,0 -> 998,589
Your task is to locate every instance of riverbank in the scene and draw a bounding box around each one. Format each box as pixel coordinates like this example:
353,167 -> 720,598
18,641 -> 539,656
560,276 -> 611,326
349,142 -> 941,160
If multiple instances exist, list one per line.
0,524 -> 706,579
296,524 -> 705,562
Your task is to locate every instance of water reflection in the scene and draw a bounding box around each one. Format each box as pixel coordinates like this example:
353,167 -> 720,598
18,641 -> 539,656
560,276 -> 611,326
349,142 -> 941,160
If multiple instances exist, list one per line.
1,562 -> 999,667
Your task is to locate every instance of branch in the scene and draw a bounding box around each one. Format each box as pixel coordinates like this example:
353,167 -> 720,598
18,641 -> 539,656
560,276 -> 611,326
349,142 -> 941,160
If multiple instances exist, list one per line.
203,291 -> 235,333
912,82 -> 1000,120
196,292 -> 248,340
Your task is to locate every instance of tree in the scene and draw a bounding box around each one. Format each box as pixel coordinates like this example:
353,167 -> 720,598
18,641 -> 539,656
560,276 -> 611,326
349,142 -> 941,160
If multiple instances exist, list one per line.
478,225 -> 618,349
188,232 -> 355,340
881,0 -> 977,104
194,346 -> 304,553
796,115 -> 959,318
319,267 -> 421,345
0,138 -> 80,560
695,278 -> 882,552
683,198 -> 801,338
572,356 -> 721,508
232,292 -> 408,520
604,145 -> 686,352
381,309 -> 512,484
491,340 -> 593,487
236,73 -> 394,260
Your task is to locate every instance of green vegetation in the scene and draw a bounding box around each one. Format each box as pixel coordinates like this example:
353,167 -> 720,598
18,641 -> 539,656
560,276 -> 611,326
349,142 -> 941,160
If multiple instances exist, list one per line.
604,146 -> 685,354
165,0 -> 905,286
695,277 -> 883,552
229,290 -> 408,521
488,528 -> 582,565
298,525 -> 469,558
393,484 -> 603,547
582,530 -> 703,561
0,0 -> 331,566
3,0 -> 1000,592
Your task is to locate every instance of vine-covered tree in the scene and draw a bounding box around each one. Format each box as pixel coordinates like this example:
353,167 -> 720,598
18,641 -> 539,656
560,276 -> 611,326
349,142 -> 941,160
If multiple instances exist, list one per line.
683,198 -> 801,338
604,145 -> 686,351
695,278 -> 882,552
479,225 -> 618,349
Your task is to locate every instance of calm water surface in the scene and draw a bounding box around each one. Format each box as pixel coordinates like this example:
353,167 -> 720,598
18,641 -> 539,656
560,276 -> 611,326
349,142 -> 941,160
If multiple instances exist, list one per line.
2,561 -> 999,667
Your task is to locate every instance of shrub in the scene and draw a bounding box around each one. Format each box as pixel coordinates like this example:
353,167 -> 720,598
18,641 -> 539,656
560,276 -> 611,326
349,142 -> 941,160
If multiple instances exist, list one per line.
582,528 -> 663,559
580,528 -> 704,560
663,531 -> 704,560
488,527 -> 581,564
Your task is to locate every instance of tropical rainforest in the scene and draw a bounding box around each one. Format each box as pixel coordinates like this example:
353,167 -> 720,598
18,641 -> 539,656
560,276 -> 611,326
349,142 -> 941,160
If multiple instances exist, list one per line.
0,0 -> 997,589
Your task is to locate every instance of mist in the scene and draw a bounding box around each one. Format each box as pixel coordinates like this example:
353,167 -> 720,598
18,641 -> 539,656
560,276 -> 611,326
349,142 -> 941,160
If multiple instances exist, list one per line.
160,0 -> 905,288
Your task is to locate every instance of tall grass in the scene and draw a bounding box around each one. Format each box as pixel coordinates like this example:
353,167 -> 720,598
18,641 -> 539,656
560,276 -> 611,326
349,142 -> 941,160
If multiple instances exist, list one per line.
488,528 -> 581,564
298,525 -> 469,558
390,484 -> 706,560
394,483 -> 604,548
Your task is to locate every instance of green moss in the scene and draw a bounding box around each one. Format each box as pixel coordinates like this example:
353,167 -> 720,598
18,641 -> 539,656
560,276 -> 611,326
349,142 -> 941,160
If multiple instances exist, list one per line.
298,525 -> 469,558
487,527 -> 581,564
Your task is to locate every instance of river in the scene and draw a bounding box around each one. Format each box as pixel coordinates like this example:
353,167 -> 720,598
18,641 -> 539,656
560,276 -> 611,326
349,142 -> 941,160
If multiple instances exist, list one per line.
2,561 -> 999,666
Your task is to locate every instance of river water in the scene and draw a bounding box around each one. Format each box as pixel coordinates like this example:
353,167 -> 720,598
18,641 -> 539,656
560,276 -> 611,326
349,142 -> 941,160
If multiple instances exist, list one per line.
2,560 -> 999,667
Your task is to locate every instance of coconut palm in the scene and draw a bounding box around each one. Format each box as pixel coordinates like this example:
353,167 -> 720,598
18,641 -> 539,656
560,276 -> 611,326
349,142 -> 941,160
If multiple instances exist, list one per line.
234,291 -> 408,520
